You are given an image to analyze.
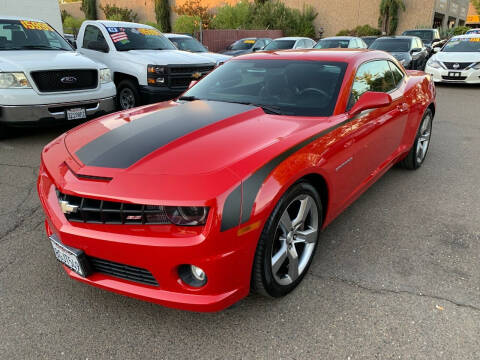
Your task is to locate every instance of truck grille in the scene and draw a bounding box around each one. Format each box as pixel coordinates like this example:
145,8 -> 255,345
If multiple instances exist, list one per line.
88,256 -> 159,286
442,62 -> 472,70
167,64 -> 214,89
57,191 -> 170,225
31,69 -> 98,92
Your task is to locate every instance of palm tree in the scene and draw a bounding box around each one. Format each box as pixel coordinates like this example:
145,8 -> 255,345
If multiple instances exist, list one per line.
378,0 -> 406,35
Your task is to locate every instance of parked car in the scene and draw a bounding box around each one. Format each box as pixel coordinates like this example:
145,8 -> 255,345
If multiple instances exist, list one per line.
0,16 -> 116,138
38,49 -> 436,312
361,36 -> 381,48
370,36 -> 428,70
63,33 -> 76,47
401,29 -> 442,56
425,34 -> 480,84
262,37 -> 316,51
222,38 -> 272,56
76,20 -> 216,110
163,33 -> 231,65
315,36 -> 368,49
465,28 -> 480,35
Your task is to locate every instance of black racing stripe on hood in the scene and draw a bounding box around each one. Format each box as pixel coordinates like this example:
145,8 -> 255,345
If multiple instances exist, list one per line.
221,117 -> 353,232
76,100 -> 255,169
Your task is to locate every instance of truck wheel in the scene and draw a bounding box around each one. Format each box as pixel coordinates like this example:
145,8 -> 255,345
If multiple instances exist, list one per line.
117,79 -> 140,110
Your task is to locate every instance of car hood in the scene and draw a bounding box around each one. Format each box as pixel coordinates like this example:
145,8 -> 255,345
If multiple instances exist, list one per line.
0,50 -> 104,72
433,52 -> 480,63
47,100 -> 334,203
221,49 -> 250,56
117,49 -> 215,65
390,52 -> 410,60
194,52 -> 232,63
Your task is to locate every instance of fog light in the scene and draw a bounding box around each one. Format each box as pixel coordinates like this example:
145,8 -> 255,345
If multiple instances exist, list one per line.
178,264 -> 207,287
156,77 -> 165,84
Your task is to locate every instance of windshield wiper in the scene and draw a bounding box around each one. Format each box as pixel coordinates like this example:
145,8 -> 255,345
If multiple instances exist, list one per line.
17,45 -> 70,51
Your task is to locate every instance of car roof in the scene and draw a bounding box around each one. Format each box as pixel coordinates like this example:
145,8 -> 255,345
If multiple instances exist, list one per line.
163,33 -> 192,38
379,36 -> 416,40
89,20 -> 153,28
361,36 -> 380,38
321,36 -> 357,40
451,33 -> 480,39
403,29 -> 436,32
0,15 -> 47,22
273,37 -> 311,40
235,48 -> 392,63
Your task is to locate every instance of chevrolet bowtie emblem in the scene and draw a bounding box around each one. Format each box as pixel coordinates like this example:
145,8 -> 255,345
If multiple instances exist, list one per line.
59,200 -> 79,214
192,72 -> 202,80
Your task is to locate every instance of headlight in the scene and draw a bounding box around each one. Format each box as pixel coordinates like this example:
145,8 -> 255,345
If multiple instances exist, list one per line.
426,59 -> 442,69
147,65 -> 165,74
99,68 -> 112,83
165,206 -> 209,226
0,72 -> 31,89
472,62 -> 480,70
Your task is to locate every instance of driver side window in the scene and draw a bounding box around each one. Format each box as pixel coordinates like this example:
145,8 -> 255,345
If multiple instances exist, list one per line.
83,25 -> 107,49
347,60 -> 396,111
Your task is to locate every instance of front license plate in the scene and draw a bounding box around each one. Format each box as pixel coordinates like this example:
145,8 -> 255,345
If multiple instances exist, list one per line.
50,236 -> 86,276
66,107 -> 86,120
448,71 -> 462,77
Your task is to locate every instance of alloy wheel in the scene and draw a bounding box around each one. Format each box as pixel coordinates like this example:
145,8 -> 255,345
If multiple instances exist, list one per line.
416,113 -> 432,164
119,88 -> 136,109
271,194 -> 319,285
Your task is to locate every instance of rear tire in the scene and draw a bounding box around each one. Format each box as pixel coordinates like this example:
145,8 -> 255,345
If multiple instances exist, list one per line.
252,182 -> 322,298
400,108 -> 433,170
117,79 -> 140,110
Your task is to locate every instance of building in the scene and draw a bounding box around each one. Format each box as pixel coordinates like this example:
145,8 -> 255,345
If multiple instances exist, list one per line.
59,0 -> 470,37
466,1 -> 480,27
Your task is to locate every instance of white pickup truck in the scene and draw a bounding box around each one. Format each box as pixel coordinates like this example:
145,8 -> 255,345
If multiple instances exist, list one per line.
0,16 -> 116,137
76,20 -> 216,110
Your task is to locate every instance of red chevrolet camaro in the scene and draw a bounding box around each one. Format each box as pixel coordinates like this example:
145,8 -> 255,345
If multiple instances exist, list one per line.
38,49 -> 436,312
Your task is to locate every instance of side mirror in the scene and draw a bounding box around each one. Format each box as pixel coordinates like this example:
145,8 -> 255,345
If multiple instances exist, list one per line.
348,92 -> 392,117
188,80 -> 198,89
410,47 -> 421,54
87,40 -> 109,53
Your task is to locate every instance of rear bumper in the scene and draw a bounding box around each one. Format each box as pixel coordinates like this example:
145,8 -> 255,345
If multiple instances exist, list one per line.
0,96 -> 116,125
37,162 -> 255,312
139,85 -> 184,104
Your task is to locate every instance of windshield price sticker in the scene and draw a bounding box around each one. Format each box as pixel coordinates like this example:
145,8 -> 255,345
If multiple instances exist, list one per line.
106,27 -> 119,33
244,40 -> 256,44
20,20 -> 53,31
470,38 -> 480,42
137,28 -> 161,36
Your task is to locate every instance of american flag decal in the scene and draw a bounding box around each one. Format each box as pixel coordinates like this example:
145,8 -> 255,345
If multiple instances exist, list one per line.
110,31 -> 128,43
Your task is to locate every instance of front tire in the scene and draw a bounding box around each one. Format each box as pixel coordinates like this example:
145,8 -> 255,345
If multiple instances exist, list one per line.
117,79 -> 140,110
252,182 -> 322,298
400,108 -> 433,170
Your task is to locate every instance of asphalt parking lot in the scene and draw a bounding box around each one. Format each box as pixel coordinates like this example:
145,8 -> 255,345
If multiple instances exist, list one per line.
1,84 -> 479,359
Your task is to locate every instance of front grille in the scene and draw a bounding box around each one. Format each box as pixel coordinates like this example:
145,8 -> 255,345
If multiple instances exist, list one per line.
168,64 -> 214,89
88,256 -> 159,286
442,75 -> 467,81
31,69 -> 98,92
57,191 -> 170,225
442,62 -> 472,70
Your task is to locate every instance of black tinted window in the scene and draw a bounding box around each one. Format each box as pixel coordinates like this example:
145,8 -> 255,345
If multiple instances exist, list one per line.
264,40 -> 296,50
83,25 -> 106,48
370,39 -> 411,52
348,60 -> 395,110
183,60 -> 348,117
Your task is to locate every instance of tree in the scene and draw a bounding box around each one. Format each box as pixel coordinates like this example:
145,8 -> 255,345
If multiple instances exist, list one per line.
473,0 -> 480,14
378,0 -> 406,35
174,0 -> 212,28
81,0 -> 97,20
155,0 -> 171,33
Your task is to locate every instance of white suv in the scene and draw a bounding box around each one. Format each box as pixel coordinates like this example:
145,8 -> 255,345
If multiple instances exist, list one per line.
0,16 -> 116,137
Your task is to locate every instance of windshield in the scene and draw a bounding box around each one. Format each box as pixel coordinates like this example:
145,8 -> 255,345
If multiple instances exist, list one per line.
230,39 -> 255,50
182,59 -> 347,117
264,40 -> 296,50
362,37 -> 377,47
104,26 -> 176,51
403,30 -> 432,42
169,36 -> 206,52
466,29 -> 480,35
0,19 -> 72,51
315,39 -> 350,49
441,37 -> 480,53
370,39 -> 411,52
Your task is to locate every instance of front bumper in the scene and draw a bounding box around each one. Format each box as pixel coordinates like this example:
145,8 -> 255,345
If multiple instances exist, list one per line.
37,163 -> 255,312
425,65 -> 480,84
139,85 -> 185,104
0,96 -> 116,126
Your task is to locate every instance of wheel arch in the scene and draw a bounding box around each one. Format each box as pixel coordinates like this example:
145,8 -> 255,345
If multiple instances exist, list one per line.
113,72 -> 139,87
